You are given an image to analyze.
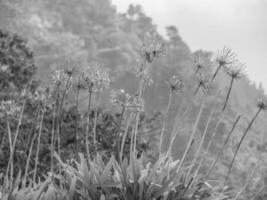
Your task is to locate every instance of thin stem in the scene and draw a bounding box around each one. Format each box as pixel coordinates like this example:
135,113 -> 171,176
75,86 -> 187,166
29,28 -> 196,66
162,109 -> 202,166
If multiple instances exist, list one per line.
93,92 -> 100,149
50,102 -> 57,179
6,100 -> 26,182
57,75 -> 71,159
34,107 -> 45,183
225,108 -> 262,184
222,77 -> 234,111
251,186 -> 266,200
194,83 -> 201,96
167,96 -> 186,156
206,117 -> 221,153
25,105 -> 41,154
58,74 -> 72,117
133,113 -> 139,153
193,154 -> 204,180
186,109 -> 214,180
133,78 -> 145,153
205,115 -> 241,179
5,121 -> 12,181
24,105 -> 42,184
212,64 -> 222,82
234,163 -> 260,200
120,113 -> 133,162
176,101 -> 205,175
75,81 -> 80,160
85,85 -> 93,160
116,105 -> 125,160
24,127 -> 37,185
159,91 -> 173,154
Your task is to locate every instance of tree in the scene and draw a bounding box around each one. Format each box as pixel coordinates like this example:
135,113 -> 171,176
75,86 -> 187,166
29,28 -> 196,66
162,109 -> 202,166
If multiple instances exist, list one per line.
0,29 -> 36,93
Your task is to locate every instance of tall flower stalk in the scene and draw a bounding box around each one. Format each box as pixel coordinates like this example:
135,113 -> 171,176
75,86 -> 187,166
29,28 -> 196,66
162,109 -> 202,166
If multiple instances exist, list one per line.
120,113 -> 133,162
57,66 -> 75,156
233,163 -> 260,200
176,101 -> 205,175
74,77 -> 85,159
93,92 -> 100,149
222,63 -> 245,111
225,99 -> 267,183
205,115 -> 241,179
159,75 -> 183,154
33,106 -> 45,183
4,99 -> 26,182
111,89 -> 129,158
82,66 -> 110,159
186,109 -> 214,180
85,83 -> 93,160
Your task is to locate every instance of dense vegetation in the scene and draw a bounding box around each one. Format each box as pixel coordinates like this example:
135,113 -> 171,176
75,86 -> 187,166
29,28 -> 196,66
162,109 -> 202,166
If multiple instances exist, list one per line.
0,0 -> 267,199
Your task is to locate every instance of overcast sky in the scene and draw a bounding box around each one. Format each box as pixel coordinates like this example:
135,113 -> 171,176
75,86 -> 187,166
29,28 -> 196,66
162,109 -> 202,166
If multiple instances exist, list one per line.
112,0 -> 267,90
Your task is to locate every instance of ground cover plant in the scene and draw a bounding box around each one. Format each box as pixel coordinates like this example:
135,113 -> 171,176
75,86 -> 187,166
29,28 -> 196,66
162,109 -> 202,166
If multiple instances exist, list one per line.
0,27 -> 267,200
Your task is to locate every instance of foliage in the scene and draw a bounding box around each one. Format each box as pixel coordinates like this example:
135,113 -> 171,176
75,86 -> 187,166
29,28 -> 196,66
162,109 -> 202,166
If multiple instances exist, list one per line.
0,29 -> 36,93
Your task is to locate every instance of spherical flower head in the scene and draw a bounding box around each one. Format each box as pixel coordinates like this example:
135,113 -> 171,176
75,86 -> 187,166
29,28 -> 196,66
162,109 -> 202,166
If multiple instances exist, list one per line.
82,66 -> 110,92
216,47 -> 237,67
257,98 -> 267,110
141,42 -> 166,63
92,67 -> 110,92
126,95 -> 145,112
30,86 -> 48,103
167,75 -> 183,93
0,100 -> 21,117
110,89 -> 144,112
52,69 -> 67,86
110,89 -> 130,108
225,62 -> 246,79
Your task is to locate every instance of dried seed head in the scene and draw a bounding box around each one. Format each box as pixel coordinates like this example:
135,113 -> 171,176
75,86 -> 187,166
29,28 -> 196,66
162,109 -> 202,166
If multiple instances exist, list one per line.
167,75 -> 183,93
225,62 -> 246,79
257,98 -> 267,110
216,47 -> 237,67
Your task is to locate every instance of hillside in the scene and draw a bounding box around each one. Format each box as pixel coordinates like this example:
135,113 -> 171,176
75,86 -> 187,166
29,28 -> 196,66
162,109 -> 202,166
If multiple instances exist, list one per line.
0,0 -> 267,198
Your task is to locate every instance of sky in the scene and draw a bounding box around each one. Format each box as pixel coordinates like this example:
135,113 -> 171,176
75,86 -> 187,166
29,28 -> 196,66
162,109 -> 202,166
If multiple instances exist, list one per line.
112,0 -> 267,90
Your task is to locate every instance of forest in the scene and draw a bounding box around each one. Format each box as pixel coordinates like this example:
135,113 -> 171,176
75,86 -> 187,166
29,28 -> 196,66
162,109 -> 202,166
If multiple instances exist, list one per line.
0,0 -> 266,199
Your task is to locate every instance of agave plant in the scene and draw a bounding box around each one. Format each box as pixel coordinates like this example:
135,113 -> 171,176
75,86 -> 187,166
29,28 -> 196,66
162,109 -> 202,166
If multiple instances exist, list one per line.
55,152 -> 120,200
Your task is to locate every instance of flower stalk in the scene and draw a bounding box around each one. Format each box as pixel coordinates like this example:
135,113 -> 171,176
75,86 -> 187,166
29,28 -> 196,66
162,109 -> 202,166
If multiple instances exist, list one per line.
225,102 -> 265,183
